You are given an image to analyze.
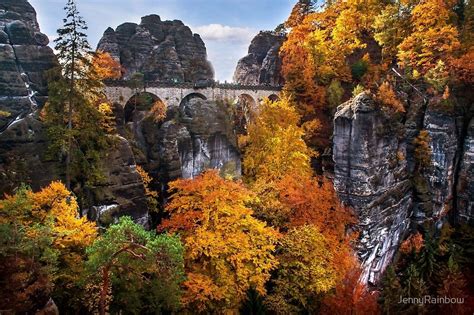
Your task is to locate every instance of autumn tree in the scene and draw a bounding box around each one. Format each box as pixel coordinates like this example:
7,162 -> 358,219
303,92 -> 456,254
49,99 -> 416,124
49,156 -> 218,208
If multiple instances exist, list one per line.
85,216 -> 184,314
376,81 -> 405,113
285,0 -> 317,28
93,51 -> 122,80
436,256 -> 469,315
136,165 -> 159,213
159,170 -> 279,313
397,0 -> 461,73
0,182 -> 97,312
275,174 -> 356,290
0,186 -> 57,313
321,267 -> 380,315
149,99 -> 167,123
413,130 -> 432,169
240,97 -> 314,183
374,2 -> 413,63
265,225 -> 342,314
239,97 -> 315,227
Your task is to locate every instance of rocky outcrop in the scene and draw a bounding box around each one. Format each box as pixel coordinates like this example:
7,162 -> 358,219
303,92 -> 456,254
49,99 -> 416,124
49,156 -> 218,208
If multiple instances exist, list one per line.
418,104 -> 460,220
0,0 -> 149,227
234,31 -> 284,86
0,115 -> 59,193
333,93 -> 411,284
457,117 -> 474,223
120,96 -> 241,186
86,136 -> 149,228
0,0 -> 57,131
97,15 -> 214,83
333,87 -> 474,284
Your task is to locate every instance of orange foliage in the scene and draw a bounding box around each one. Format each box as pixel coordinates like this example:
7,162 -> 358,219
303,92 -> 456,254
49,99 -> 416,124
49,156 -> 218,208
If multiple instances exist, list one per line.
376,81 -> 405,113
160,170 -> 279,312
400,232 -> 424,255
149,100 -> 167,123
321,267 -> 380,315
93,51 -> 122,80
276,174 -> 357,281
450,49 -> 474,84
278,174 -> 355,238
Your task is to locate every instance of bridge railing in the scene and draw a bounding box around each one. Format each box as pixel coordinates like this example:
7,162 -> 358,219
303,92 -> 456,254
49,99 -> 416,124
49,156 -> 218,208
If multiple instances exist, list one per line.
103,79 -> 283,91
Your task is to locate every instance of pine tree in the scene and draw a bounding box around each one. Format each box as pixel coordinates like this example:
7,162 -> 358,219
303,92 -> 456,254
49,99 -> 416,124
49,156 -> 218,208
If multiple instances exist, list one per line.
44,0 -> 108,189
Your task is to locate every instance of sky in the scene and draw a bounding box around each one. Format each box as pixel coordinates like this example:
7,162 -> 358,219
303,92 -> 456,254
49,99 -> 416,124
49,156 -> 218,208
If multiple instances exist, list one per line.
29,0 -> 295,82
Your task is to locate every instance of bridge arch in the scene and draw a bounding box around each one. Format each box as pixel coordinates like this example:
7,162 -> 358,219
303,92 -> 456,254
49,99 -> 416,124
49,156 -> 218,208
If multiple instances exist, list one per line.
234,93 -> 257,135
124,92 -> 165,123
179,92 -> 207,118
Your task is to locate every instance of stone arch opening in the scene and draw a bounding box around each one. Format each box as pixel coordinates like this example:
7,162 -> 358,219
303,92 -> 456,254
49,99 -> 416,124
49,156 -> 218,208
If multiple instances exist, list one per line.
124,92 -> 164,123
179,93 -> 207,118
234,94 -> 257,135
268,94 -> 280,102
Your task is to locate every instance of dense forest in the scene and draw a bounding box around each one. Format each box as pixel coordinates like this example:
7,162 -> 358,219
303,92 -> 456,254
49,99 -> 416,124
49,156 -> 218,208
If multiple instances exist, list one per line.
0,0 -> 473,314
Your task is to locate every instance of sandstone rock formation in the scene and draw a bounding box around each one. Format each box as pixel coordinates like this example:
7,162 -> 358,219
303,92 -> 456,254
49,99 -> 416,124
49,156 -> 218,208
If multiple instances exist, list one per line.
0,0 -> 57,131
97,15 -> 214,83
0,0 -> 150,227
333,89 -> 474,284
234,31 -> 284,86
457,117 -> 474,222
333,93 -> 411,284
118,95 -> 241,187
86,136 -> 149,228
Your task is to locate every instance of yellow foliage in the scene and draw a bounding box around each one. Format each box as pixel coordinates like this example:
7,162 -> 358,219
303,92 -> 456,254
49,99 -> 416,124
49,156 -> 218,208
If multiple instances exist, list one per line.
93,51 -> 122,80
160,170 -> 279,312
397,0 -> 460,73
30,182 -> 97,263
265,225 -> 343,313
136,165 -> 159,212
149,100 -> 167,123
240,97 -> 315,184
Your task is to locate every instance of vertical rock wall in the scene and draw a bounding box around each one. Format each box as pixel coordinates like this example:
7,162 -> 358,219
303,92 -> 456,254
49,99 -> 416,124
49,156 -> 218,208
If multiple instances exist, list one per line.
333,93 -> 411,284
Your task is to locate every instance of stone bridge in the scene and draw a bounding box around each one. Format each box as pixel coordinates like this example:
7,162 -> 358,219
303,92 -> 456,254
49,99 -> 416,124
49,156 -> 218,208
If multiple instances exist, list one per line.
104,81 -> 282,110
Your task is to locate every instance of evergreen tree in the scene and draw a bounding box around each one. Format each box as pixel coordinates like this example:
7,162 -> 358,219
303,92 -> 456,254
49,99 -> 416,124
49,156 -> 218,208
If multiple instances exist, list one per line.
84,216 -> 184,315
43,0 -> 108,190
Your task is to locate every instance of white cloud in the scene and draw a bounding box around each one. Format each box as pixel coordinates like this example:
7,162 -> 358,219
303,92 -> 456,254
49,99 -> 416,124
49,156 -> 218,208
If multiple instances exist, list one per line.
193,24 -> 255,43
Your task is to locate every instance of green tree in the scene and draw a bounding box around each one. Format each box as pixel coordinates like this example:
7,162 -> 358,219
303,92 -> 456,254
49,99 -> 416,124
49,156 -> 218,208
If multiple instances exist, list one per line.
84,216 -> 184,315
44,0 -> 108,189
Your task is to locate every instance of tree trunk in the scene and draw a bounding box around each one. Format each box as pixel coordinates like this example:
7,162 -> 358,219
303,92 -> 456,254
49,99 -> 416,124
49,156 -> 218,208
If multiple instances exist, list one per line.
99,267 -> 110,315
66,23 -> 77,190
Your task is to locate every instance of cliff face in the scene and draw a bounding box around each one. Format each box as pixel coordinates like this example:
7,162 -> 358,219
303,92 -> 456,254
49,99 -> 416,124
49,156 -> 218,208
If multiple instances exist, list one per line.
457,117 -> 474,222
117,96 -> 241,188
233,31 -> 284,86
0,0 -> 56,131
0,0 -> 149,227
333,93 -> 411,284
333,90 -> 473,284
97,15 -> 214,83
